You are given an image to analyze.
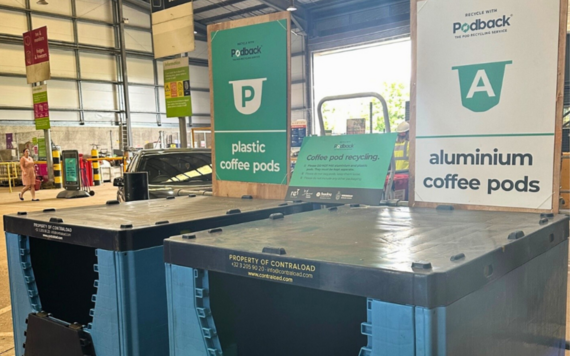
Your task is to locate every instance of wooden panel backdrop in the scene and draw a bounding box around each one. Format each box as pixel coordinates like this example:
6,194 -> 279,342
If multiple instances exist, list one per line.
208,12 -> 291,199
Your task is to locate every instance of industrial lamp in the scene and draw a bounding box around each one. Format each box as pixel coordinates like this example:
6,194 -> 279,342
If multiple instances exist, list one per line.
286,0 -> 297,11
37,0 -> 48,5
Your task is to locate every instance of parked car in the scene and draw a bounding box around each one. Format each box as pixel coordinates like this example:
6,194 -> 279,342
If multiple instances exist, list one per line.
114,148 -> 212,201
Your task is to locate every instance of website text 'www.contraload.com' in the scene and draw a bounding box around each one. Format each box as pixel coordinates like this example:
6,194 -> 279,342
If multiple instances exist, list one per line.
247,268 -> 314,283
229,254 -> 315,284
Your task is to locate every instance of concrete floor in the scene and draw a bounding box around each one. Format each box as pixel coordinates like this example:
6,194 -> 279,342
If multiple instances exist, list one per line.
0,185 -> 568,355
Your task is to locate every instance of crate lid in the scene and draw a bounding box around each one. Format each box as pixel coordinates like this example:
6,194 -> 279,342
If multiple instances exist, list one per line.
164,205 -> 569,308
4,196 -> 311,251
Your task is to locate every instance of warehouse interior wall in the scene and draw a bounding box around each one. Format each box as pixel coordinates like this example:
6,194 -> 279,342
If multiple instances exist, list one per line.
0,125 -> 180,154
0,0 -> 211,152
0,0 -> 312,152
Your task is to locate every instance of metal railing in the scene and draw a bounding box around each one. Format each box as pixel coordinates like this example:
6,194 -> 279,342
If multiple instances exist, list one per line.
0,162 -> 20,193
316,92 -> 396,200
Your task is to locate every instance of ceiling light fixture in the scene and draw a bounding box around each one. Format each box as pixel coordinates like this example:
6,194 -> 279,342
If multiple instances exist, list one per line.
36,0 -> 48,5
286,0 -> 297,11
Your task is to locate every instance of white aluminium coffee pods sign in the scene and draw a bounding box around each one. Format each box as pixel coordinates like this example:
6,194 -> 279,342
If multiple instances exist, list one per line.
412,0 -> 565,210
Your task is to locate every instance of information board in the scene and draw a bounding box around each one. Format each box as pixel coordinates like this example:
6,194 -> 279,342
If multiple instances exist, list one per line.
6,133 -> 13,149
411,0 -> 567,212
164,58 -> 192,117
64,158 -> 77,183
286,134 -> 397,205
32,84 -> 50,130
347,119 -> 366,135
62,150 -> 80,190
23,26 -> 50,84
37,137 -> 46,161
209,13 -> 291,199
32,137 -> 38,157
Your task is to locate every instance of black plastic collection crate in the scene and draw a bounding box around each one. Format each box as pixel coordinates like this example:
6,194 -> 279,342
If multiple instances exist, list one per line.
164,205 -> 569,356
4,195 -> 313,356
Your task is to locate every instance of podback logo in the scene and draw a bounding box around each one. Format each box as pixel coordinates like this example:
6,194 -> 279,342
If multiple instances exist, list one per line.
452,61 -> 512,112
229,78 -> 267,115
230,46 -> 262,58
453,15 -> 511,34
334,143 -> 354,150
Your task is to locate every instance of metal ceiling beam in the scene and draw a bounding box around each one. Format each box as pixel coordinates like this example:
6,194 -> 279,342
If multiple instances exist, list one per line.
0,34 -> 119,54
199,4 -> 268,23
0,71 -> 122,85
194,21 -> 208,34
312,0 -> 400,20
123,0 -> 151,11
255,0 -> 308,34
0,3 -> 114,26
193,21 -> 208,41
306,0 -> 365,11
193,0 -> 249,14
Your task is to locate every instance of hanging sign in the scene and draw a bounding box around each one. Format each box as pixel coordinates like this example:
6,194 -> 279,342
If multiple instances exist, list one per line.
411,0 -> 566,211
32,84 -> 50,130
23,26 -> 50,84
164,58 -> 192,117
151,0 -> 194,58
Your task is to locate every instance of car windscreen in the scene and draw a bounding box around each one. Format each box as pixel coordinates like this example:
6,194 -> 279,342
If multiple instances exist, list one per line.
138,153 -> 212,185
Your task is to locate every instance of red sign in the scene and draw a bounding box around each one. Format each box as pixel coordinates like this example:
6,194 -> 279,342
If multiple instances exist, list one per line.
23,26 -> 49,67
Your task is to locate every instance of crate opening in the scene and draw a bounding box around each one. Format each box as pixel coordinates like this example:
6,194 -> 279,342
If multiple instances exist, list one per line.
29,238 -> 97,326
209,272 -> 367,356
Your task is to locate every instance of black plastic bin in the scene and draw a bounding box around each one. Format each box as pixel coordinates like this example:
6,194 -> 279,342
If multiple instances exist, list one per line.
4,196 -> 313,356
164,205 -> 569,356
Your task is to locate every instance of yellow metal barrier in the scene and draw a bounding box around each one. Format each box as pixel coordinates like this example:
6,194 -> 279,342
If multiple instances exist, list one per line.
86,157 -> 128,174
91,147 -> 101,186
0,162 -> 20,193
53,149 -> 62,188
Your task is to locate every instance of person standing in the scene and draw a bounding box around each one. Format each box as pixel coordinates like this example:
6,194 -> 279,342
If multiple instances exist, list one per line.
19,148 -> 39,201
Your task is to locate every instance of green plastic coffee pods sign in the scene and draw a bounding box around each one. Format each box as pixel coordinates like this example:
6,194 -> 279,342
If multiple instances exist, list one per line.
287,134 -> 397,205
211,18 -> 288,185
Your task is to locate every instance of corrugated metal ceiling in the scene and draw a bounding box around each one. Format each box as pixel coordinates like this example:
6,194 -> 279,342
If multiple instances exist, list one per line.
194,0 -> 264,13
194,0 -> 271,22
193,0 -> 272,24
189,0 -> 410,37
